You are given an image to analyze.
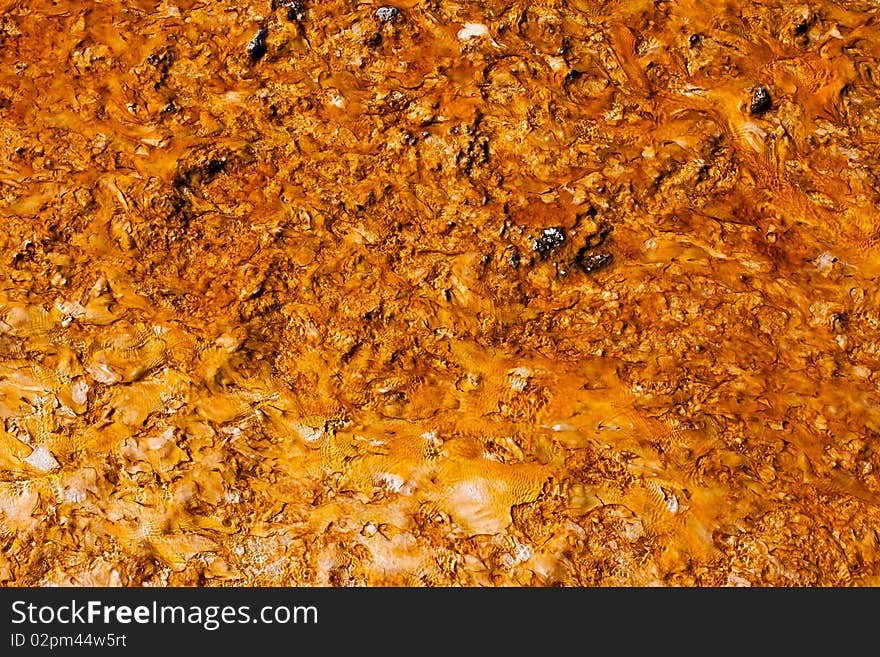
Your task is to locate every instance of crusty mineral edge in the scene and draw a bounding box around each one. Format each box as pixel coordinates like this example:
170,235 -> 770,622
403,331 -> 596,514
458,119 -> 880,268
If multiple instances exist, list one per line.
0,0 -> 878,586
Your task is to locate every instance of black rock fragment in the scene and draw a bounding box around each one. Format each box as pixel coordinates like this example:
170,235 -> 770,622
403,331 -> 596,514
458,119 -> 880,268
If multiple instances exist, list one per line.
509,251 -> 521,269
749,86 -> 771,114
247,28 -> 269,63
281,0 -> 305,22
563,69 -> 583,86
576,250 -> 612,274
375,6 -> 400,23
203,157 -> 227,177
532,227 -> 566,257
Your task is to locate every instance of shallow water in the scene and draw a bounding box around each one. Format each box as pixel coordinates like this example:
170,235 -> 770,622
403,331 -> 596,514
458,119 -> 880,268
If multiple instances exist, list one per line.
1,0 -> 879,585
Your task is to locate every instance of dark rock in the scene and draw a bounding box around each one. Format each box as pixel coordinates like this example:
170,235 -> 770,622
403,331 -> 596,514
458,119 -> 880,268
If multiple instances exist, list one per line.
576,250 -> 612,274
509,251 -> 521,269
203,157 -> 227,177
563,69 -> 583,86
247,28 -> 269,63
749,86 -> 771,114
375,6 -> 400,23
532,227 -> 566,257
282,0 -> 305,22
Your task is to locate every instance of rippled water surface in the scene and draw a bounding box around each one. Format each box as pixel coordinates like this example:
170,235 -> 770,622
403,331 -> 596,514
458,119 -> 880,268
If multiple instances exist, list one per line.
1,0 -> 879,585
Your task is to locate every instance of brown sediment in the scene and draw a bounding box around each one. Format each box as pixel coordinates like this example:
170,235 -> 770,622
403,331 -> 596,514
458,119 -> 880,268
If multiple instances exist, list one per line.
1,0 -> 879,586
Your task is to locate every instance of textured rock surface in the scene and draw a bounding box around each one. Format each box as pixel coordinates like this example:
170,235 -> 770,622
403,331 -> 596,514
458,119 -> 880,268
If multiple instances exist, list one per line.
0,0 -> 879,586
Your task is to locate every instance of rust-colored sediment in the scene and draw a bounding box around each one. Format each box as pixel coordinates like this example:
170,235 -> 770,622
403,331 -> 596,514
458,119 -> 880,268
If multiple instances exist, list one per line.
1,0 -> 879,586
